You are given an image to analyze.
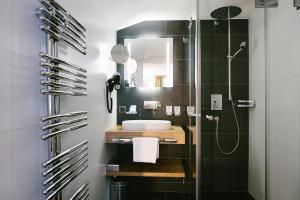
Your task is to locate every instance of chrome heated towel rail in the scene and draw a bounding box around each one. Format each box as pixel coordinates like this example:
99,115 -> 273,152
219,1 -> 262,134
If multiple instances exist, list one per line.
36,0 -> 89,199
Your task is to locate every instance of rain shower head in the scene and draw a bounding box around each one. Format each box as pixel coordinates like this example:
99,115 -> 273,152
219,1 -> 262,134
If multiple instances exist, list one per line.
211,6 -> 242,20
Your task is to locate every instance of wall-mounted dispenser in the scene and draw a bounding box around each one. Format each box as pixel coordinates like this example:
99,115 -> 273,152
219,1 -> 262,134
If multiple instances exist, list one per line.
174,106 -> 181,116
166,106 -> 173,116
106,72 -> 121,113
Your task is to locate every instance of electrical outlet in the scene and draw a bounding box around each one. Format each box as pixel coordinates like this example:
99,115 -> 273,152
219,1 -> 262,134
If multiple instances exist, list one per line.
119,106 -> 126,113
211,94 -> 222,111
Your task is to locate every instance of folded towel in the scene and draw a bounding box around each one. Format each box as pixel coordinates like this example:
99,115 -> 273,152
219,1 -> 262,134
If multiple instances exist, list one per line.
133,137 -> 159,164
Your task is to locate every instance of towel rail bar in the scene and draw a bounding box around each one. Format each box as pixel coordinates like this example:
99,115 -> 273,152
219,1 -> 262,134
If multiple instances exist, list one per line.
43,161 -> 88,194
69,182 -> 89,200
112,138 -> 177,144
43,149 -> 88,176
42,117 -> 88,131
40,53 -> 87,73
41,80 -> 87,91
43,157 -> 88,185
41,111 -> 87,122
43,141 -> 87,167
42,123 -> 88,140
40,62 -> 87,79
44,165 -> 88,200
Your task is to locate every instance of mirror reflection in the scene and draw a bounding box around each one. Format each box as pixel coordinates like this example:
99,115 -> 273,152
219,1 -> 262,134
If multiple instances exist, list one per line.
124,38 -> 173,88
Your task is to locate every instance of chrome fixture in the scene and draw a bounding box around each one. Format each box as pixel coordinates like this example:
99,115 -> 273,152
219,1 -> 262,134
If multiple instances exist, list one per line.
236,100 -> 256,108
210,6 -> 243,155
144,101 -> 161,110
111,138 -> 177,144
36,0 -> 89,199
126,105 -> 137,115
211,94 -> 222,111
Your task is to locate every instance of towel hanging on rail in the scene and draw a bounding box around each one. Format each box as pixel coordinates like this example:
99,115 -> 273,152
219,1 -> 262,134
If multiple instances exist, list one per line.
133,137 -> 159,164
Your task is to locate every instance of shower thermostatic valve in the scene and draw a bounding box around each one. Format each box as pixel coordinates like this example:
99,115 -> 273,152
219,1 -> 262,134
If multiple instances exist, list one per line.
211,94 -> 222,111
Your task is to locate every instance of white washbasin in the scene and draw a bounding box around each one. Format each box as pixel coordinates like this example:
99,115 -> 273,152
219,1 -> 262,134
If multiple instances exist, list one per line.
122,120 -> 171,131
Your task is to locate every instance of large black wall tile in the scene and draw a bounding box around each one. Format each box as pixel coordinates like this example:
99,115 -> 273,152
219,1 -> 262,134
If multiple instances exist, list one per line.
166,20 -> 196,36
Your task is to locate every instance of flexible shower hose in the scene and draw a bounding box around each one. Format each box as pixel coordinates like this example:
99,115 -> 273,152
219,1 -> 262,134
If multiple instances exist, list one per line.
215,100 -> 240,155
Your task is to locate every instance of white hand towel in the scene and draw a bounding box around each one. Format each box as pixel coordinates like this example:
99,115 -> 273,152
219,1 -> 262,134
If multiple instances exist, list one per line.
132,137 -> 159,164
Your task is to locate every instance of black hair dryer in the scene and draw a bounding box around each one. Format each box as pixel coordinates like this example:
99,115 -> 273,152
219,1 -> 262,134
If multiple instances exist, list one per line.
106,72 -> 121,113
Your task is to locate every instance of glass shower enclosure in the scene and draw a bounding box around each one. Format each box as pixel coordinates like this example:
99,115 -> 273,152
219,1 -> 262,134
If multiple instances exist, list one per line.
195,1 -> 266,199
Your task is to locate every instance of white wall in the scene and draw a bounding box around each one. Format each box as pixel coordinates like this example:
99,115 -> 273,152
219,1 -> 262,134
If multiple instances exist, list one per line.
266,1 -> 300,200
248,8 -> 266,200
58,23 -> 117,200
0,0 -> 116,199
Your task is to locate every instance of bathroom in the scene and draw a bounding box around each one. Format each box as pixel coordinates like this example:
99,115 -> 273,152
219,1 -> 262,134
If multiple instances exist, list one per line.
1,0 -> 300,200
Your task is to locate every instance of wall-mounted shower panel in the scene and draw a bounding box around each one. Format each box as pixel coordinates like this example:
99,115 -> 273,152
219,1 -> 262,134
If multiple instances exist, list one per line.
211,94 -> 222,111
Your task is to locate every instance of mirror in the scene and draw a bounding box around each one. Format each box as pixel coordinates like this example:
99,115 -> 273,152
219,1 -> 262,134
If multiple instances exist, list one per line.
111,44 -> 129,64
123,38 -> 173,88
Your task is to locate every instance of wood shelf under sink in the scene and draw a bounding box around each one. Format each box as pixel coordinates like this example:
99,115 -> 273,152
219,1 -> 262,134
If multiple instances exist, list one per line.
106,126 -> 185,144
106,159 -> 185,178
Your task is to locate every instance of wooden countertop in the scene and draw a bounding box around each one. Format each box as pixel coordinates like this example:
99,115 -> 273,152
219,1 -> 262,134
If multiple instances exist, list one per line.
188,126 -> 196,145
106,159 -> 185,178
106,126 -> 185,144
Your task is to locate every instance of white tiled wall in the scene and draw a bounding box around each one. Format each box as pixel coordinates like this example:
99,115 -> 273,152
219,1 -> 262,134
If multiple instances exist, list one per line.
266,1 -> 300,200
0,0 -> 116,199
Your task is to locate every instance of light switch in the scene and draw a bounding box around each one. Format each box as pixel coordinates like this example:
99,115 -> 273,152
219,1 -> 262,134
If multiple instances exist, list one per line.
211,94 -> 222,111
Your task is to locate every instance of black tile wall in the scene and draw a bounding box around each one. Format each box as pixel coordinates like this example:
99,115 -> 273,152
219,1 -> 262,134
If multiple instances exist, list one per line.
200,19 -> 249,193
117,21 -> 196,126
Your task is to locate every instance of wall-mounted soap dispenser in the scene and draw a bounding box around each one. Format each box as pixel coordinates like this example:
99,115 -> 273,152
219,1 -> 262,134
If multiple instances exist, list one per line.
106,72 -> 121,113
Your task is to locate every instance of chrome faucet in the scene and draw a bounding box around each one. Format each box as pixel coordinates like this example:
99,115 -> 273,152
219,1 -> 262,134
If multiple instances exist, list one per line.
144,101 -> 161,110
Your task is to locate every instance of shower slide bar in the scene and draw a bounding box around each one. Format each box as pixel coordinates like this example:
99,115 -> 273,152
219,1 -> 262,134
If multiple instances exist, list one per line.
44,164 -> 88,200
43,148 -> 88,176
42,123 -> 88,140
40,53 -> 87,73
41,111 -> 88,122
42,116 -> 88,131
43,140 -> 88,168
112,138 -> 178,144
40,0 -> 86,34
40,25 -> 87,55
69,182 -> 89,200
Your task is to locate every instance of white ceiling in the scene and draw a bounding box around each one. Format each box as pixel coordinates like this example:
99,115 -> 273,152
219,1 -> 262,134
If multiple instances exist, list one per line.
57,0 -> 255,30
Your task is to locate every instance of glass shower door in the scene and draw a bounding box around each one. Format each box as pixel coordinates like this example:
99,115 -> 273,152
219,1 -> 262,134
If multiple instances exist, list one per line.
196,1 -> 266,199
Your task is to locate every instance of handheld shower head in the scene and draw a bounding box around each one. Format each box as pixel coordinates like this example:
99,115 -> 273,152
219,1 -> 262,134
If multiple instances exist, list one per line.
231,41 -> 247,58
240,41 -> 247,50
